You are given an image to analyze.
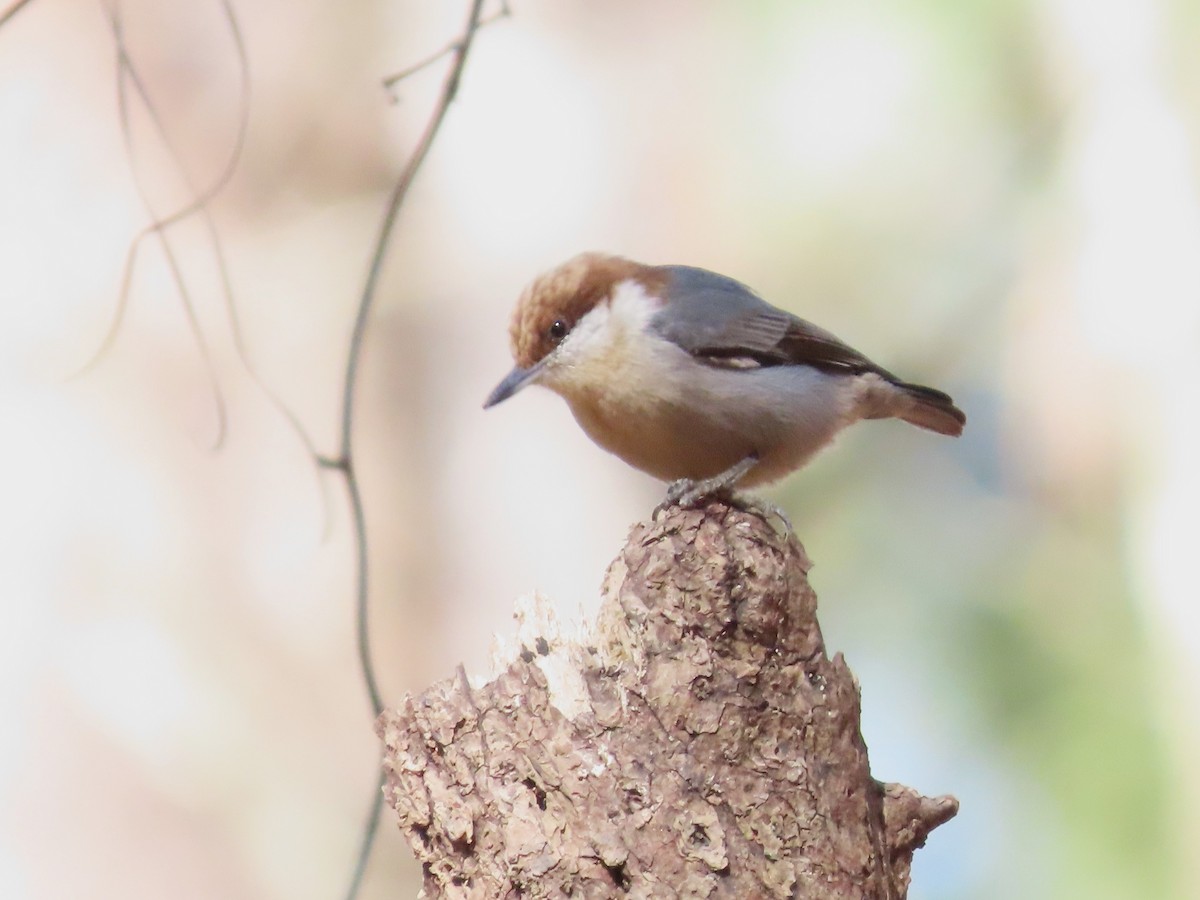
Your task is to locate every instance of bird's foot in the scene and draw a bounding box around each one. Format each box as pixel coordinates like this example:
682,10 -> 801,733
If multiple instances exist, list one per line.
654,456 -> 794,536
726,493 -> 794,535
655,483 -> 794,537
654,480 -> 704,519
662,456 -> 758,509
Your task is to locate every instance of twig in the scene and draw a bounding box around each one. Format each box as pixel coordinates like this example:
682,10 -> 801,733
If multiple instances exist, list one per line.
331,2 -> 492,898
381,0 -> 509,94
0,0 -> 36,30
105,1 -> 229,448
84,1 -> 328,512
82,0 -> 246,380
80,0 -> 331,527
341,770 -> 385,900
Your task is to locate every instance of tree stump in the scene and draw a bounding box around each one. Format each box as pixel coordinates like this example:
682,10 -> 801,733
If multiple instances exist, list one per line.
376,501 -> 957,898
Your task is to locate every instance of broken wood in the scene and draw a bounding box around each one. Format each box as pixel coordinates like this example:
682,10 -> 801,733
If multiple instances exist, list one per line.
377,501 -> 957,898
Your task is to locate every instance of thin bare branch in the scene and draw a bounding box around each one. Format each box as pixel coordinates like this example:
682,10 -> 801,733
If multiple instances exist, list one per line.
105,1 -> 229,447
338,0 -> 489,714
334,2 -> 491,897
381,0 -> 509,94
80,1 -> 331,525
0,0 -> 36,30
341,771 -> 385,900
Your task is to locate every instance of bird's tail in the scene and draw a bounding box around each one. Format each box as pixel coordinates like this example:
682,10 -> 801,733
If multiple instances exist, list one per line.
894,381 -> 966,436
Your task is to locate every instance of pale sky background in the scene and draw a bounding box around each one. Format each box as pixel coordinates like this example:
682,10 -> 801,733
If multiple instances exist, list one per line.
2,1 -> 1198,898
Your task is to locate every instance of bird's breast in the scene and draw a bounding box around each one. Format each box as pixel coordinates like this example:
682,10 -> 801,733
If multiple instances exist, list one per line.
586,357 -> 857,485
565,389 -> 751,483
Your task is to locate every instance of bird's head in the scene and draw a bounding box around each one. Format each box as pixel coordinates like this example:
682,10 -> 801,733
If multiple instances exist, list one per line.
484,253 -> 665,408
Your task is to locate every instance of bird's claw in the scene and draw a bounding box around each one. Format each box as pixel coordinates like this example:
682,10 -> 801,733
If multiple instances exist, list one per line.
665,477 -> 720,508
655,483 -> 795,536
665,478 -> 696,505
654,478 -> 704,518
654,456 -> 793,535
728,494 -> 794,536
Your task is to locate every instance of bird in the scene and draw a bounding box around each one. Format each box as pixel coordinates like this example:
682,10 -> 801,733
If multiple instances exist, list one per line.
484,253 -> 965,511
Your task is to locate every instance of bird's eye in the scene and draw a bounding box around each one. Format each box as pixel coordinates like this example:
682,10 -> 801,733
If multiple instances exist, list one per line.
547,319 -> 568,342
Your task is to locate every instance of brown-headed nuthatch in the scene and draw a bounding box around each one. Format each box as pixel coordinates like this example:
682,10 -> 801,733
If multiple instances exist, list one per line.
485,253 -> 965,507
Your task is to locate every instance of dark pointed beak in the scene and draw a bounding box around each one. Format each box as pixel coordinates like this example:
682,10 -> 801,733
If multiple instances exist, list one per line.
483,361 -> 544,409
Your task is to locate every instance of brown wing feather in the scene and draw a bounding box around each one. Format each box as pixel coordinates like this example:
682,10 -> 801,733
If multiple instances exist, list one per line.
773,317 -> 899,380
653,265 -> 894,380
689,309 -> 900,383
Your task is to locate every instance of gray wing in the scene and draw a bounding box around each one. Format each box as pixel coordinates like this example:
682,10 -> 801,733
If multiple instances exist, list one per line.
649,265 -> 898,380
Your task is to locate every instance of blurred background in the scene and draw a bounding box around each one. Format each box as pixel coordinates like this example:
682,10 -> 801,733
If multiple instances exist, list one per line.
2,0 -> 1198,897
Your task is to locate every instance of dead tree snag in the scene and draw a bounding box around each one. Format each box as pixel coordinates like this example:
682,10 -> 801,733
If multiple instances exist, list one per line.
377,501 -> 957,898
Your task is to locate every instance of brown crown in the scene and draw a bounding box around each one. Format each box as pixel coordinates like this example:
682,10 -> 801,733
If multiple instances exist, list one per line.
509,253 -> 666,369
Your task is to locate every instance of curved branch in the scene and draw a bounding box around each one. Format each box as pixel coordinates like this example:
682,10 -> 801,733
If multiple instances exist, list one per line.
333,3 -> 491,898
0,0 -> 35,30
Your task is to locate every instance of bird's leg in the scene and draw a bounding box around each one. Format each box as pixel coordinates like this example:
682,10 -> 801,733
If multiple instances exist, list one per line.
665,455 -> 759,507
660,454 -> 794,535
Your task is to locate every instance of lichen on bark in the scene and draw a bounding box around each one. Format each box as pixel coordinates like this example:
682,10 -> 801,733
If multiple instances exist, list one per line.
377,501 -> 957,898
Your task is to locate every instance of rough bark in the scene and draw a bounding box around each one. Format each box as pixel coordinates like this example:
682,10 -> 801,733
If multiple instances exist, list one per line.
376,501 -> 958,899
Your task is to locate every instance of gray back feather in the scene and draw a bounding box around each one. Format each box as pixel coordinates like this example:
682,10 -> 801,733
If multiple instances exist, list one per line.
649,265 -> 897,381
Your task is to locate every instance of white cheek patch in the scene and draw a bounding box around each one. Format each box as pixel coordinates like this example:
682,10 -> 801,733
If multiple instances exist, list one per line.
608,279 -> 661,330
546,279 -> 661,377
554,304 -> 610,368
